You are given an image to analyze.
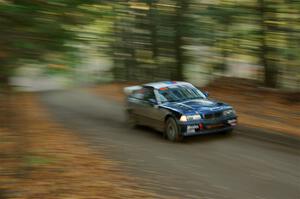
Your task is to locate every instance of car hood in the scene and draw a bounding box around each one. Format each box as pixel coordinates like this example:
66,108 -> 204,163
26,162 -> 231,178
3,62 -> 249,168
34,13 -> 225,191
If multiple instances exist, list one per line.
161,98 -> 230,114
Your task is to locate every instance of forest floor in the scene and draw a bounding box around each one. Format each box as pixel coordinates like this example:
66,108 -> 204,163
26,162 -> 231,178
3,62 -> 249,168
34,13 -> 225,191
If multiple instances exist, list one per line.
0,93 -> 159,199
89,77 -> 300,137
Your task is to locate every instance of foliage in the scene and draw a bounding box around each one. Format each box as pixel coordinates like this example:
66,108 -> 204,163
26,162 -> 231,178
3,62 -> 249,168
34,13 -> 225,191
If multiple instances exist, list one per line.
0,0 -> 100,85
0,0 -> 299,88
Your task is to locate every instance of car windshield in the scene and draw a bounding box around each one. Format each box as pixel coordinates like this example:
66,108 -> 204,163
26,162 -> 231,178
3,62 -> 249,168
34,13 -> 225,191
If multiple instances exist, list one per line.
157,85 -> 206,103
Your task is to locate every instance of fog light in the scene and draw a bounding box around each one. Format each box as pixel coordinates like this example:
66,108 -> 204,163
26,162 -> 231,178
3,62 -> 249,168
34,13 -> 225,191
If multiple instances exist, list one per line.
199,123 -> 203,130
228,119 -> 237,126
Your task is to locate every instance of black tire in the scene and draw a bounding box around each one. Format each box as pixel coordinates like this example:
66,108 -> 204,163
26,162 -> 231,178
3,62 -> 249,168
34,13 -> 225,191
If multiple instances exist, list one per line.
126,110 -> 137,128
166,117 -> 182,142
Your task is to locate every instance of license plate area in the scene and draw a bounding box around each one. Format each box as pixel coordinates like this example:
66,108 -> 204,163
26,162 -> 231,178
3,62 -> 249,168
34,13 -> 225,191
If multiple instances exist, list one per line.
206,124 -> 224,129
187,125 -> 199,133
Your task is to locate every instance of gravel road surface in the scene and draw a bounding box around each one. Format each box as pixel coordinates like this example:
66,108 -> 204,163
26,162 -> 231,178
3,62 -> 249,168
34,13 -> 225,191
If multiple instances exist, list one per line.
41,90 -> 300,199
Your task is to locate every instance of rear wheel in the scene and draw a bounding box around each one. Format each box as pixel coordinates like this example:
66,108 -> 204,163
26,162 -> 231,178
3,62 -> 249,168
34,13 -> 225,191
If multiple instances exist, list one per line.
166,117 -> 182,142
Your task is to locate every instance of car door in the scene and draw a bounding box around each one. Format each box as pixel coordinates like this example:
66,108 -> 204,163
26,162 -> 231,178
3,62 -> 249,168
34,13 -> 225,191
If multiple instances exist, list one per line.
139,87 -> 165,130
128,88 -> 145,122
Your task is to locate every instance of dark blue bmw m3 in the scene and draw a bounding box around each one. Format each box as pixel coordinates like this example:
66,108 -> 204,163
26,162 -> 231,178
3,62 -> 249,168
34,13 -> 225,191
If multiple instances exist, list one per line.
124,81 -> 237,142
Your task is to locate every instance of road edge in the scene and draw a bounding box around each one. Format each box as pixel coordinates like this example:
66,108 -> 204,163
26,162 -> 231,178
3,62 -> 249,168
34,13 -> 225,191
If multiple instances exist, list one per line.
236,125 -> 300,149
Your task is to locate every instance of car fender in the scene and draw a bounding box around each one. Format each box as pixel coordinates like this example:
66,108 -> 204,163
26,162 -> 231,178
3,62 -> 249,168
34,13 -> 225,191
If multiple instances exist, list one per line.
159,105 -> 182,121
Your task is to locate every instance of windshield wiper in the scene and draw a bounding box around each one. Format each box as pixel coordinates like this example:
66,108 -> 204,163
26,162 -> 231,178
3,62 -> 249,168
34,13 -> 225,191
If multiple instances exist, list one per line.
187,97 -> 204,100
168,100 -> 181,102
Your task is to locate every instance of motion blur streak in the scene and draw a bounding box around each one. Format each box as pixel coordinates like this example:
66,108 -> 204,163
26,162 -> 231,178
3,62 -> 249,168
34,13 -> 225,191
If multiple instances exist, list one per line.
0,0 -> 299,199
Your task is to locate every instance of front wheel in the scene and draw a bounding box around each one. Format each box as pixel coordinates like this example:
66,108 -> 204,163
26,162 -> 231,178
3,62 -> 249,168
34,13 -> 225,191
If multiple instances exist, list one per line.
166,117 -> 182,142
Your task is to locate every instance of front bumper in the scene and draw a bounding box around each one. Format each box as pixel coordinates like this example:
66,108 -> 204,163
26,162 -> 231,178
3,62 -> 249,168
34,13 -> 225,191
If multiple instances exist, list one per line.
180,117 -> 237,137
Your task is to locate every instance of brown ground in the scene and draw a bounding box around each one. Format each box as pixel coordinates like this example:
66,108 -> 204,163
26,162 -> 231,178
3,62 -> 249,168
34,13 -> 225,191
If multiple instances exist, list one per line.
89,77 -> 300,137
0,93 -> 160,199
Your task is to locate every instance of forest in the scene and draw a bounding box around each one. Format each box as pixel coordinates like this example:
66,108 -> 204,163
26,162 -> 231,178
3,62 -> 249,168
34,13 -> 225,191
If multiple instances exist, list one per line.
0,0 -> 299,89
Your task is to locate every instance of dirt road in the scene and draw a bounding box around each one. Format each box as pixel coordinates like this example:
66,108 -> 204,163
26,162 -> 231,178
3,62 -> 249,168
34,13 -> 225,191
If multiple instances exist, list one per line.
41,90 -> 300,199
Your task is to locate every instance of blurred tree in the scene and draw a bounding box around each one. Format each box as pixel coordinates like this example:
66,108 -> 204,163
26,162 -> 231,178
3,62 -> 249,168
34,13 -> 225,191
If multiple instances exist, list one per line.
0,0 -> 100,89
173,0 -> 189,80
204,1 -> 236,72
257,0 -> 300,88
1,0 -> 299,89
258,0 -> 278,88
111,0 -> 193,82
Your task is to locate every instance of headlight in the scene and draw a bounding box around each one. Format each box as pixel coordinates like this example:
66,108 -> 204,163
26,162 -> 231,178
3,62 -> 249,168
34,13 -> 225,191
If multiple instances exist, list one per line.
180,114 -> 201,122
223,109 -> 235,116
179,115 -> 187,122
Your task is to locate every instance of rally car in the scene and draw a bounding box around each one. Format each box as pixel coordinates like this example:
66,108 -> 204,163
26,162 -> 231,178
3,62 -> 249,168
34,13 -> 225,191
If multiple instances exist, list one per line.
124,81 -> 237,142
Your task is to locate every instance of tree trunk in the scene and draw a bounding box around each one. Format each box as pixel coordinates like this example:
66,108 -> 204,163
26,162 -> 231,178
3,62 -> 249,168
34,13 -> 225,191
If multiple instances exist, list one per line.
0,72 -> 10,92
149,1 -> 158,60
174,0 -> 189,81
258,0 -> 277,88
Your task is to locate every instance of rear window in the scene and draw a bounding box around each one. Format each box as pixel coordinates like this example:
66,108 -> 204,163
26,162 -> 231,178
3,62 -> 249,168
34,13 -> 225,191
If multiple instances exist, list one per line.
130,87 -> 155,101
130,89 -> 144,100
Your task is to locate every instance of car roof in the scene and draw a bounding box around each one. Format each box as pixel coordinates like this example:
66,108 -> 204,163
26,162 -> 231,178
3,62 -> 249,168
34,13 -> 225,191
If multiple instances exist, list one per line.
143,81 -> 193,89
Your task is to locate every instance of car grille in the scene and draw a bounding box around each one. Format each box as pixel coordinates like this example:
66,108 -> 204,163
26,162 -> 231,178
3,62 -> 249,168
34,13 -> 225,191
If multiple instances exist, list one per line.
203,111 -> 223,120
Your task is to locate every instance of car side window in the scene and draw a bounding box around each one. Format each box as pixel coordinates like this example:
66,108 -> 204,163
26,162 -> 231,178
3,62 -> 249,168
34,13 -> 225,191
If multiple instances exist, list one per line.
143,88 -> 156,102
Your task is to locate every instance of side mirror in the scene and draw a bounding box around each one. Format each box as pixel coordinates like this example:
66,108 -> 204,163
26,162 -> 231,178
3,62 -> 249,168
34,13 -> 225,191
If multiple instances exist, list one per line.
203,91 -> 209,97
